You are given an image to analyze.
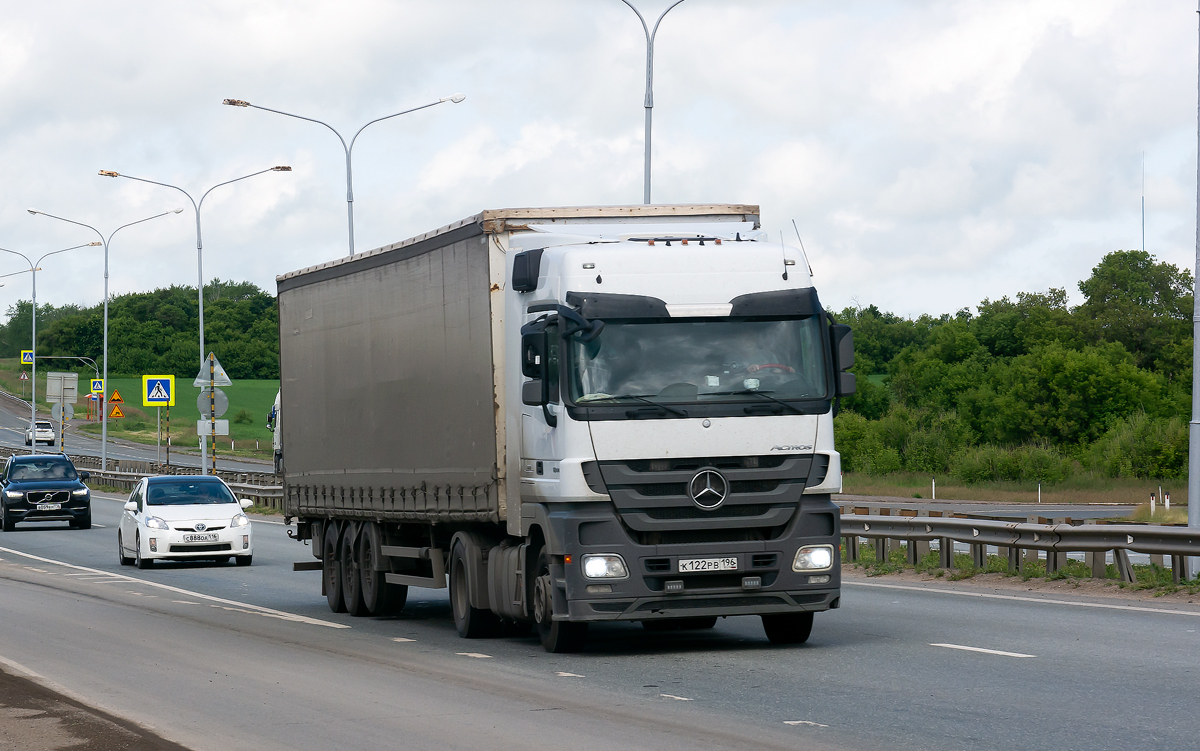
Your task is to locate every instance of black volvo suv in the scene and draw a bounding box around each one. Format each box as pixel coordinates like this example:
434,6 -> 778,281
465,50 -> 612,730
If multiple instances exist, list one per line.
0,454 -> 92,531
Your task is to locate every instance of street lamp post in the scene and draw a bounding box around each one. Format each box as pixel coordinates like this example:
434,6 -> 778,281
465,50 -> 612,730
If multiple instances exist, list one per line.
0,243 -> 101,444
28,209 -> 183,471
619,0 -> 687,205
223,94 -> 465,256
97,167 -> 291,474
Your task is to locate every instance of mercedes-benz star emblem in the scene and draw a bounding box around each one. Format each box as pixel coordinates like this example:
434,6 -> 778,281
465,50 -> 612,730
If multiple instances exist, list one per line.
688,469 -> 728,510
195,522 -> 207,532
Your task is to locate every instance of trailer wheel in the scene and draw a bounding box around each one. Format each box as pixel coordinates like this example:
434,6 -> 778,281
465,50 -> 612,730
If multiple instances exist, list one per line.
532,546 -> 586,653
761,611 -> 814,645
359,526 -> 407,616
341,528 -> 368,616
449,540 -> 500,638
323,522 -> 346,613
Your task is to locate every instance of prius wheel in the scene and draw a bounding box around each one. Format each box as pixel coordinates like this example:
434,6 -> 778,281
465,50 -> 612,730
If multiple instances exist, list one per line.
236,555 -> 253,566
135,533 -> 153,569
118,531 -> 134,566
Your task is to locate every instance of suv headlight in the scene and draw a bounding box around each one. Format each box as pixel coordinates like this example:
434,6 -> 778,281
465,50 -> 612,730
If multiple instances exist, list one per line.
792,545 -> 834,572
72,488 -> 89,497
145,516 -> 170,530
4,490 -> 23,499
231,513 -> 249,527
581,554 -> 629,580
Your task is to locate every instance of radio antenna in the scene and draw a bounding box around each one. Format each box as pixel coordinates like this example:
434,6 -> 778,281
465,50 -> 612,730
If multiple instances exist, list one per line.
780,231 -> 788,280
792,219 -> 814,276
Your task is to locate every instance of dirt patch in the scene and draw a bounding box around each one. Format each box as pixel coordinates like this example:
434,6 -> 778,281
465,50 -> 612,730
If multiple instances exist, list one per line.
0,665 -> 191,751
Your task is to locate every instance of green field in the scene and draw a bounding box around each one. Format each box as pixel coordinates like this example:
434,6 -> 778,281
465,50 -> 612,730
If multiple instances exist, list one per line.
0,360 -> 278,458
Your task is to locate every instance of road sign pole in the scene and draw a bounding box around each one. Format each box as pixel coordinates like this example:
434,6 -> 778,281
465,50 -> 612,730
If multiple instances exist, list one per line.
210,353 -> 217,475
157,407 -> 161,467
165,407 -> 171,468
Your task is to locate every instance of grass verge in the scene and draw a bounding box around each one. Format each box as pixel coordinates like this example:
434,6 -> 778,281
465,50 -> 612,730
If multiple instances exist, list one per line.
842,471 -> 1189,507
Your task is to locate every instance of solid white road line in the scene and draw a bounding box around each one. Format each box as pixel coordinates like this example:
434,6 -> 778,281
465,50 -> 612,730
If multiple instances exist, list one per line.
784,720 -> 829,727
930,643 -> 1035,658
456,652 -> 492,659
0,545 -> 348,629
659,694 -> 692,701
845,579 -> 1200,617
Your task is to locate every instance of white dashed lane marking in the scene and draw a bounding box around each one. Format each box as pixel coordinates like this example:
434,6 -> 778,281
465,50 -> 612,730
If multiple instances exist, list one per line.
931,643 -> 1035,658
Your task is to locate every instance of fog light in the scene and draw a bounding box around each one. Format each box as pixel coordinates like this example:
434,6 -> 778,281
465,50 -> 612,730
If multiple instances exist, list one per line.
809,574 -> 831,585
148,538 -> 157,552
664,580 -> 684,593
792,545 -> 833,572
741,576 -> 762,590
586,584 -> 613,594
581,554 -> 628,580
242,535 -> 249,550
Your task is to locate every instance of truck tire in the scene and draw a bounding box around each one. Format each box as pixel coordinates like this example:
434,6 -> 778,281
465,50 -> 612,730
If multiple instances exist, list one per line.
359,525 -> 406,616
532,546 -> 586,653
761,611 -> 814,645
323,522 -> 346,613
449,539 -> 500,638
340,528 -> 368,616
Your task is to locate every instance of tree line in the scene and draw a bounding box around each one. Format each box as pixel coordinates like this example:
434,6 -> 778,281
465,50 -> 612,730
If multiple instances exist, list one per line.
0,279 -> 279,380
835,250 -> 1193,483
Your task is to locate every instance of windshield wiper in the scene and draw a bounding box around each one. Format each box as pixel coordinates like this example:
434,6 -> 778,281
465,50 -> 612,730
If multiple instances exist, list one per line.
580,394 -> 688,417
712,389 -> 806,415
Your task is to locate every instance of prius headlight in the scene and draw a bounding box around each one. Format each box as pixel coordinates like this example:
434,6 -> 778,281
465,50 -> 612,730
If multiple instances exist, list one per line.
145,516 -> 170,530
581,554 -> 629,580
792,545 -> 834,572
231,513 -> 250,527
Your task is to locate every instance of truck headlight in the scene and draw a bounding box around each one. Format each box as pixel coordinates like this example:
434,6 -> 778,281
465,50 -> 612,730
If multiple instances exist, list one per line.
792,545 -> 833,572
145,516 -> 170,530
581,554 -> 629,580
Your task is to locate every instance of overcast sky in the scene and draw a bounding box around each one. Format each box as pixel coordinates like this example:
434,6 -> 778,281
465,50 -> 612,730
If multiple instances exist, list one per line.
0,0 -> 1195,319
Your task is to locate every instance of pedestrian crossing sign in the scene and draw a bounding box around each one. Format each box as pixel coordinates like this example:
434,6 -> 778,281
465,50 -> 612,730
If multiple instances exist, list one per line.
91,379 -> 104,394
20,350 -> 33,364
142,375 -> 175,406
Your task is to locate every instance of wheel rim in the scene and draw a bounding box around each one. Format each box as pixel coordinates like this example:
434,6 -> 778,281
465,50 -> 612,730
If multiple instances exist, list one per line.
533,573 -> 551,625
135,534 -> 141,565
451,554 -> 468,621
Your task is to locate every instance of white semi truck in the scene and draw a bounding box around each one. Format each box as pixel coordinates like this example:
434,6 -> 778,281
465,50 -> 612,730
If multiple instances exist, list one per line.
279,204 -> 854,652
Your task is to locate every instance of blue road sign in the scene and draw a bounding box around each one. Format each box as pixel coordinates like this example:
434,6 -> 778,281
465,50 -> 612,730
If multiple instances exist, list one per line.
143,375 -> 175,407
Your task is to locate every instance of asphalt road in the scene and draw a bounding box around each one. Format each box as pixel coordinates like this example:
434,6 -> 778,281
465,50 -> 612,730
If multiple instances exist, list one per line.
0,396 -> 271,473
1,494 -> 1198,751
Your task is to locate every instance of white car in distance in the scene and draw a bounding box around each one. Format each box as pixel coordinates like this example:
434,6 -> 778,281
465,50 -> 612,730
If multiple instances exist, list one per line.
24,421 -> 55,446
118,475 -> 254,569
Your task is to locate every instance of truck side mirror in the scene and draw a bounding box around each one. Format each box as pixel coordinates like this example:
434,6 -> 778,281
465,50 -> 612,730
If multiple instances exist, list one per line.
830,324 -> 856,397
522,379 -> 545,406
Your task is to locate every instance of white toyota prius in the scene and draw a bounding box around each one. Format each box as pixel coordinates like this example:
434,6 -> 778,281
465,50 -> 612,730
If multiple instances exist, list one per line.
118,475 -> 254,569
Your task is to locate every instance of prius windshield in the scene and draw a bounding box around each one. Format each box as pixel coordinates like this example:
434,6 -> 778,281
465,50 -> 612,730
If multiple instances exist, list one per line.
567,317 -> 829,404
146,480 -> 237,505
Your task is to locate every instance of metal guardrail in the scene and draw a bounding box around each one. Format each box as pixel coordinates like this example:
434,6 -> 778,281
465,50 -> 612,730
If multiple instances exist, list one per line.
841,508 -> 1200,584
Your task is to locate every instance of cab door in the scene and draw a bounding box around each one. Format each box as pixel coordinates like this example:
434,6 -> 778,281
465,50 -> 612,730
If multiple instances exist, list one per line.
520,317 -> 564,497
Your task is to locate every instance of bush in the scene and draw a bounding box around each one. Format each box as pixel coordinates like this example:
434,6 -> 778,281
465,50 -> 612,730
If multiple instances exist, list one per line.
1087,411 -> 1187,479
233,408 -> 254,425
951,443 -> 1074,484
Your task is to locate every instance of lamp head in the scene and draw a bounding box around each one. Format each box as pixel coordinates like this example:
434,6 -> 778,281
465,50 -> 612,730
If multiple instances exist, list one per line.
442,93 -> 466,104
173,208 -> 184,214
27,209 -> 38,215
99,170 -> 120,177
223,99 -> 250,107
88,242 -> 102,246
272,166 -> 292,172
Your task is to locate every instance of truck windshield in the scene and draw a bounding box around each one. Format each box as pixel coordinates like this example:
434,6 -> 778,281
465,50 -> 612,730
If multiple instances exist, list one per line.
567,317 -> 829,405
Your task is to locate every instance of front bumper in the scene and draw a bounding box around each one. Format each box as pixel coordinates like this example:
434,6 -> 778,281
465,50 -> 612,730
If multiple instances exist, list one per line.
4,498 -> 89,525
537,495 -> 841,623
141,526 -> 254,560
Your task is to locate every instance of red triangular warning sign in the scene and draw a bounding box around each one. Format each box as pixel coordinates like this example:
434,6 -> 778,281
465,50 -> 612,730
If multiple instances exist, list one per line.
109,390 -> 124,403
109,404 -> 125,418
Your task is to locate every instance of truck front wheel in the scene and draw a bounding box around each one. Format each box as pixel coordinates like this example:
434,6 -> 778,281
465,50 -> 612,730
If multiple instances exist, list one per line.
532,546 -> 586,653
761,611 -> 814,644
